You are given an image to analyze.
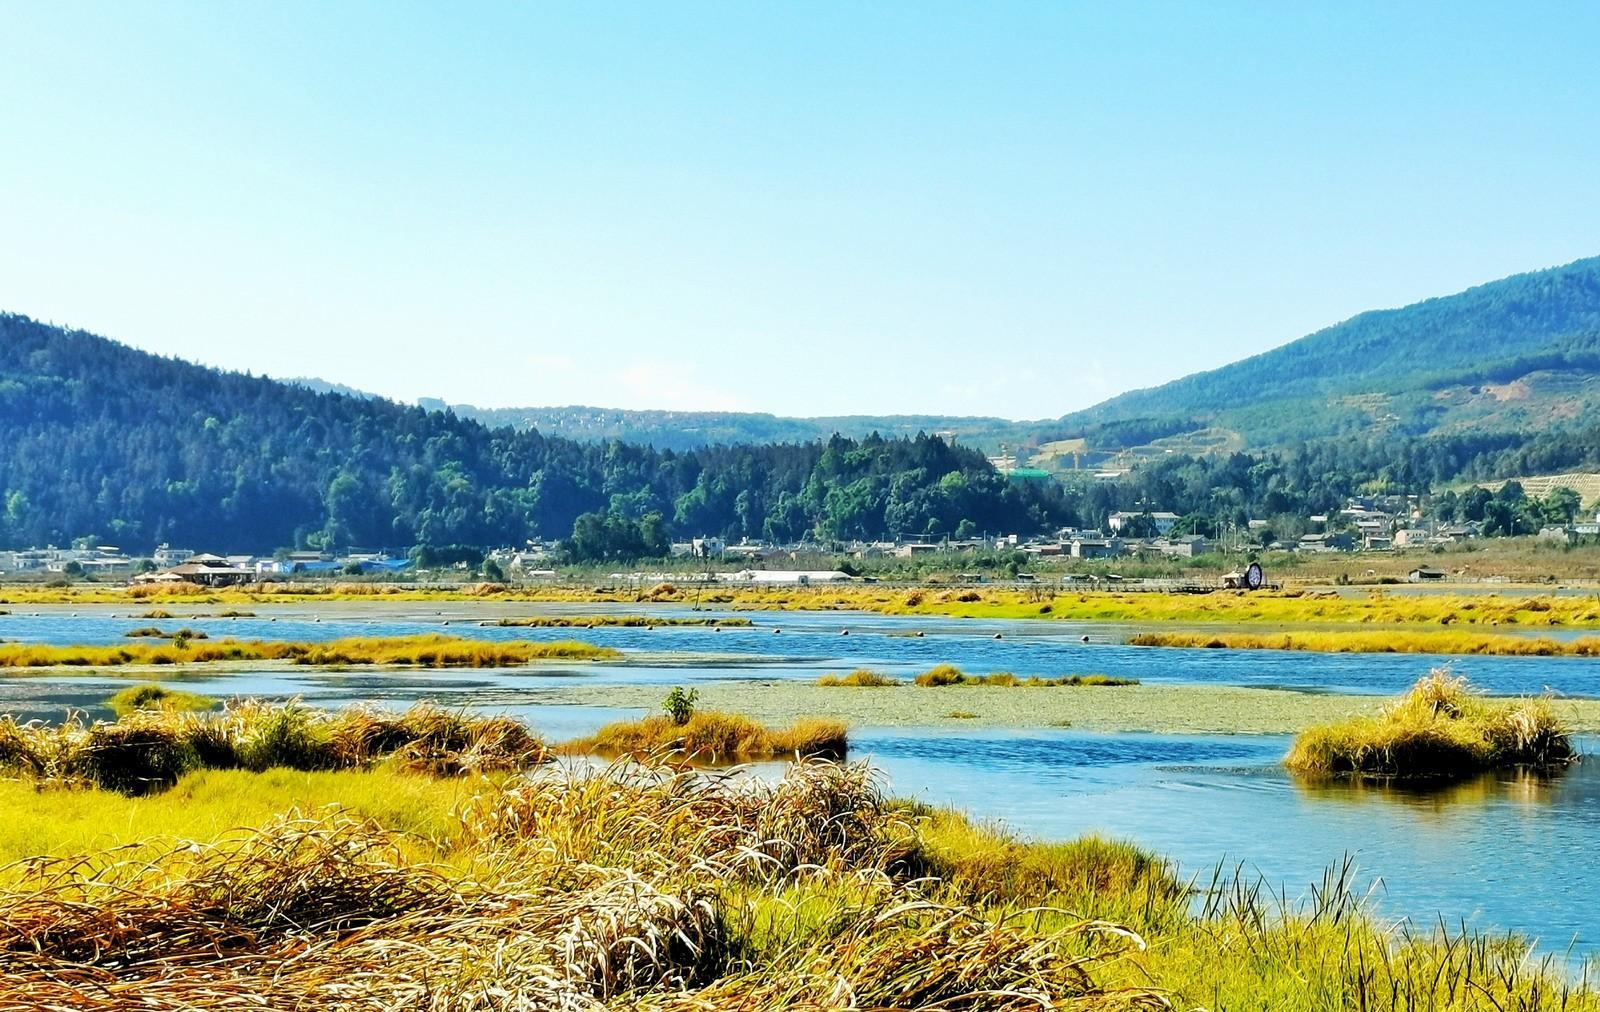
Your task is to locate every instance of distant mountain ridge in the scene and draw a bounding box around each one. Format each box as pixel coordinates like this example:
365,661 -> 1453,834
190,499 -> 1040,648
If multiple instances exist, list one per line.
387,257 -> 1600,461
428,403 -> 1039,453
1056,256 -> 1600,450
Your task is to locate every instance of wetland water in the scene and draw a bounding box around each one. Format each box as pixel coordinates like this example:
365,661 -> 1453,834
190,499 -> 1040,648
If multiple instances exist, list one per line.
3,600 -> 1599,951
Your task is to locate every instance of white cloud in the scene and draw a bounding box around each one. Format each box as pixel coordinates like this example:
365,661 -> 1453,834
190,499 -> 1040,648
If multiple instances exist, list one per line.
613,359 -> 750,412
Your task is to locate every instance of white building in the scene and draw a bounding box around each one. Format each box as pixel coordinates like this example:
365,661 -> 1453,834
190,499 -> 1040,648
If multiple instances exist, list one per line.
1107,511 -> 1180,536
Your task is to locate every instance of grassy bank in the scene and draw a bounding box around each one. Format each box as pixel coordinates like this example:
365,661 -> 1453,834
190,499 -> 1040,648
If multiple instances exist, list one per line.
0,633 -> 618,670
1128,628 -> 1600,656
1287,671 -> 1576,780
1,758 -> 1595,1009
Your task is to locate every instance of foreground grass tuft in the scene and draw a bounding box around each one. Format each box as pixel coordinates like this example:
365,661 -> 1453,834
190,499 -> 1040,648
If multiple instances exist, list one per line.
1286,669 -> 1576,780
0,755 -> 1594,1009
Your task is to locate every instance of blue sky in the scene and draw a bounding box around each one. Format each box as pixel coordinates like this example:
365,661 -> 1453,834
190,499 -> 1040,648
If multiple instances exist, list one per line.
2,3 -> 1597,419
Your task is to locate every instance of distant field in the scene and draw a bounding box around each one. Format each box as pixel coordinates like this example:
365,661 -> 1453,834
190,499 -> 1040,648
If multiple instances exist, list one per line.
1477,472 -> 1600,504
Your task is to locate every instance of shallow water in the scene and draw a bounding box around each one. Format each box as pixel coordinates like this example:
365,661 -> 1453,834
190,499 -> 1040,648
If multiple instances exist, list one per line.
4,602 -> 1600,697
854,727 -> 1600,951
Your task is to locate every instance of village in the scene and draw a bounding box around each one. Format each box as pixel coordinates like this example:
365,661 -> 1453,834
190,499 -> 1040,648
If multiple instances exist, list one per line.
6,491 -> 1597,589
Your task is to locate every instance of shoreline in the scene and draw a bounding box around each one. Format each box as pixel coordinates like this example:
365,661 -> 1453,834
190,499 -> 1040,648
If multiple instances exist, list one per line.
7,583 -> 1600,631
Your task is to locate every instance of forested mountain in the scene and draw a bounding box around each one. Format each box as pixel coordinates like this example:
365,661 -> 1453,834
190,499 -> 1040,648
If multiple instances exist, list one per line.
0,315 -> 1071,553
421,403 -> 1035,454
1055,256 -> 1600,450
9,254 -> 1600,558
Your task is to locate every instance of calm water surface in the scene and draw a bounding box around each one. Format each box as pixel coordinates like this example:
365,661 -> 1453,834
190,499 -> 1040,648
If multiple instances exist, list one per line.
4,601 -> 1600,696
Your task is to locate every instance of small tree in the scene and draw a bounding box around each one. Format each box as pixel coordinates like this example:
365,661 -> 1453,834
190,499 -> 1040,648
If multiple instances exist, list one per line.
663,686 -> 699,726
483,558 -> 506,582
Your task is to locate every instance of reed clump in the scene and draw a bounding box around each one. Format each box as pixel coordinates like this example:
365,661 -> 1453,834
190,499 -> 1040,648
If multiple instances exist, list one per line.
0,700 -> 549,795
0,634 -> 618,670
124,625 -> 208,639
913,663 -> 967,686
1286,670 -> 1577,780
817,668 -> 901,687
564,711 -> 849,762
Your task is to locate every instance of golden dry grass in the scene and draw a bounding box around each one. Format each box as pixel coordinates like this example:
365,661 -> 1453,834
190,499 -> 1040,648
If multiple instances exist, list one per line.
563,711 -> 849,762
0,633 -> 618,670
0,754 -> 1593,1010
1128,628 -> 1600,656
1286,670 -> 1576,779
0,700 -> 550,794
817,668 -> 901,687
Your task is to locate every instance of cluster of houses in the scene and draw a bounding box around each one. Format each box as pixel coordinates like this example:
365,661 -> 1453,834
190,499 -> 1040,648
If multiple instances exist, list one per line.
0,543 -> 411,586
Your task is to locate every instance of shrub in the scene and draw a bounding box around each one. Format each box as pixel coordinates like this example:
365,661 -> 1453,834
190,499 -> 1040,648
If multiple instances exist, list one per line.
663,686 -> 699,726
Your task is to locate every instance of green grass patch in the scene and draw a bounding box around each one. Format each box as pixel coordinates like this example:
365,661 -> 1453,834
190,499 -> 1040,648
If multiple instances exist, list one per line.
107,683 -> 218,718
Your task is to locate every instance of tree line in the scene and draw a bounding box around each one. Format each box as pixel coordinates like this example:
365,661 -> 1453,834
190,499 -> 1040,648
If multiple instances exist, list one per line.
5,313 -> 1600,563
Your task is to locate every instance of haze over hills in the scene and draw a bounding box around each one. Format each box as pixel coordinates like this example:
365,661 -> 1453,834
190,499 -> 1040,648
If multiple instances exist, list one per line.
357,257 -> 1600,464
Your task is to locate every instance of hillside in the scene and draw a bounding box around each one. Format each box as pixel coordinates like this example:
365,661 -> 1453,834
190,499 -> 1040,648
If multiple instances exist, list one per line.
1056,256 -> 1600,451
0,315 -> 1069,552
423,403 -> 1037,454
389,258 -> 1600,466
